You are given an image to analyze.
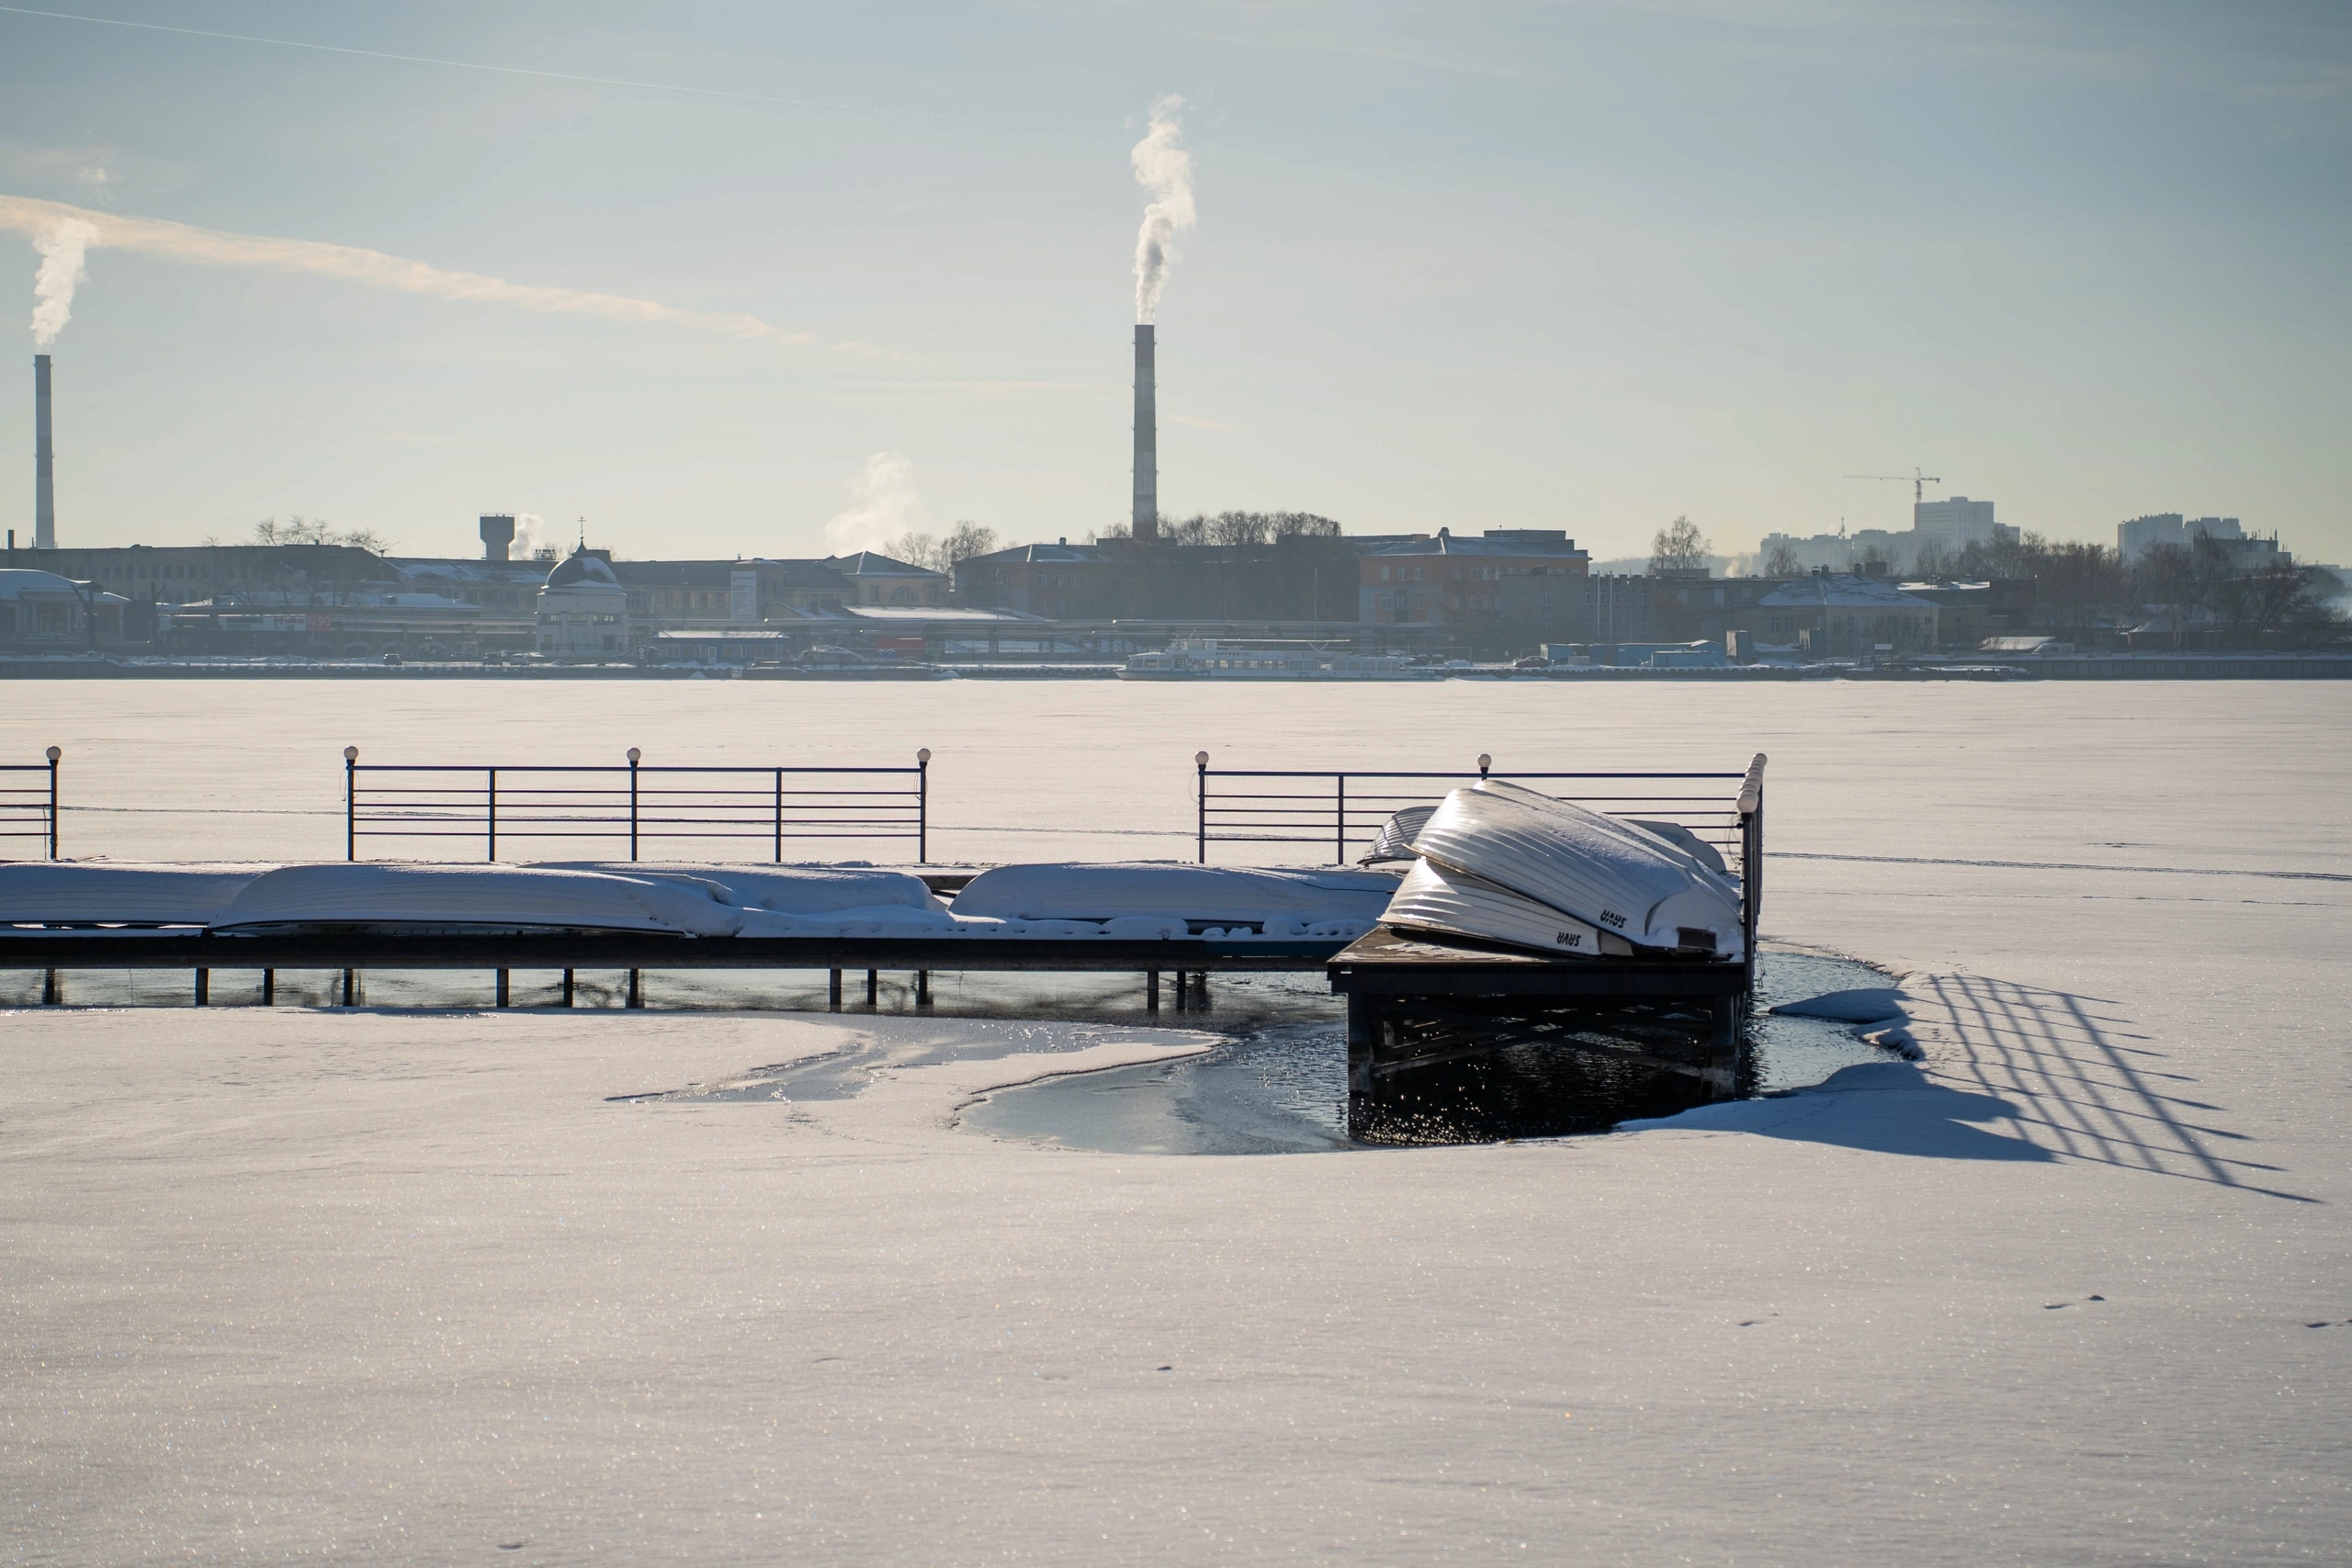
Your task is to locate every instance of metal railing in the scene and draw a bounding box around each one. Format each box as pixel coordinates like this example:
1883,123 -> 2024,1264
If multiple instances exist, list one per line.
345,747 -> 932,863
1195,750 -> 1769,955
2,747 -> 61,860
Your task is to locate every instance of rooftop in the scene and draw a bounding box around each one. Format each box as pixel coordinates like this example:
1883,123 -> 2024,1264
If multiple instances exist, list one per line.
1757,574 -> 1935,610
1366,528 -> 1588,559
828,551 -> 946,580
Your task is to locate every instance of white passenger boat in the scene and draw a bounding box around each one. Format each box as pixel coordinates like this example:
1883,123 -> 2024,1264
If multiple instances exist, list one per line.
1120,640 -> 1435,681
1388,781 -> 1746,958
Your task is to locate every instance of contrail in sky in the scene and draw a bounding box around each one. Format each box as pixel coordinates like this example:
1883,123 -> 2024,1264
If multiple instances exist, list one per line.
2,195 -> 811,347
1130,96 -> 1195,323
0,4 -> 876,112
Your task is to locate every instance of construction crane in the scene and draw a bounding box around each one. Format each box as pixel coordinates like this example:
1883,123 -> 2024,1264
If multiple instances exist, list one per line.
1846,468 -> 1943,504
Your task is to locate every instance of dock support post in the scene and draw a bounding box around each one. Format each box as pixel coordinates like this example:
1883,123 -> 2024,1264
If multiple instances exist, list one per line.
495,968 -> 510,1008
42,968 -> 60,1006
194,968 -> 209,1007
1345,993 -> 1375,1097
1702,997 -> 1744,1098
829,968 -> 842,1011
627,969 -> 643,1010
341,969 -> 356,1007
865,969 -> 878,1007
561,969 -> 575,1008
261,968 -> 275,1006
915,970 -> 932,1008
1146,970 -> 1159,1012
1174,970 -> 1187,1010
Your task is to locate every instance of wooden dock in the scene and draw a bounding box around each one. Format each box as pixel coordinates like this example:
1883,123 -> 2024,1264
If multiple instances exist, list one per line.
1326,927 -> 1753,1134
0,926 -> 1347,1013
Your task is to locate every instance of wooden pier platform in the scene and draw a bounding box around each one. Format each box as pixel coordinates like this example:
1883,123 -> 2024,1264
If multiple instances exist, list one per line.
1327,927 -> 1753,1131
0,926 -> 1346,1014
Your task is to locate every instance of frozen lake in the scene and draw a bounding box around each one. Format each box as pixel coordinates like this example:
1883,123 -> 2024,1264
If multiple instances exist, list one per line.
7,678 -> 2352,1563
13,677 -> 2352,875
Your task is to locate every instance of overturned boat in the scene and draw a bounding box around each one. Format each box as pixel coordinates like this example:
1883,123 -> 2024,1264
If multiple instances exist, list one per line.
1376,780 -> 1747,960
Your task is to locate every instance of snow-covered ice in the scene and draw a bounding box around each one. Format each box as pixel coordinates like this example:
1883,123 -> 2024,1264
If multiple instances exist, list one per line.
4,679 -> 2350,1563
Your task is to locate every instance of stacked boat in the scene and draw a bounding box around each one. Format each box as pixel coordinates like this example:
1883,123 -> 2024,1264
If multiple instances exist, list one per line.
1371,781 -> 1746,962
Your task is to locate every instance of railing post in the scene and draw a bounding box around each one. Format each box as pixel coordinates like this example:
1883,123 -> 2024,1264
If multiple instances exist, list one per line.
45,745 -> 60,860
1736,752 -> 1768,989
1335,771 -> 1345,865
916,748 -> 931,863
774,767 -> 784,863
1195,750 -> 1209,864
627,748 -> 641,863
343,746 -> 357,862
487,767 -> 498,863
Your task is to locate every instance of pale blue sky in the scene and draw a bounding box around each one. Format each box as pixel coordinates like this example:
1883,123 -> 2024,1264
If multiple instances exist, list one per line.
2,1 -> 2346,564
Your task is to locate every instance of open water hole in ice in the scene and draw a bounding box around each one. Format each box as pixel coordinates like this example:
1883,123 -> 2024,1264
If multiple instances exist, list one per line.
956,945 -> 1900,1152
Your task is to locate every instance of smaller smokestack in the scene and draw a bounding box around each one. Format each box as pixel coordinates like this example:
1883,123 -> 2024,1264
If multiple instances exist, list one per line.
480,513 -> 516,561
34,355 -> 55,550
1131,324 -> 1157,543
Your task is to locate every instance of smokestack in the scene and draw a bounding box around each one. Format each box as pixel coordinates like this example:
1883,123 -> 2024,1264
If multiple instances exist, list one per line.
33,355 -> 54,550
480,513 -> 516,561
1131,324 -> 1157,543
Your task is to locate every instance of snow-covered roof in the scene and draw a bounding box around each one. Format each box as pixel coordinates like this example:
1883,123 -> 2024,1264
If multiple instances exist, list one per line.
962,544 -> 1104,566
841,605 -> 1044,624
1757,575 -> 1934,610
1366,529 -> 1589,560
0,569 -> 127,604
545,548 -> 622,590
391,559 -> 551,584
829,551 -> 946,580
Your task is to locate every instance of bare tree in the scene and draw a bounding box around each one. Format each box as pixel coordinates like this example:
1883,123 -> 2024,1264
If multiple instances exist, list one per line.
1649,516 -> 1711,576
884,531 -> 941,571
940,522 -> 998,569
1761,540 -> 1803,578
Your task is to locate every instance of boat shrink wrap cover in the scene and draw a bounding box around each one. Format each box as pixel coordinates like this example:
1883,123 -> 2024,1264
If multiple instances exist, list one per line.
0,863 -> 279,925
949,863 -> 1397,928
209,863 -> 745,935
536,863 -> 945,916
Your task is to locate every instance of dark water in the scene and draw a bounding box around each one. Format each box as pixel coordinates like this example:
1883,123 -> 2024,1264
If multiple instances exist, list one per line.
963,946 -> 1900,1154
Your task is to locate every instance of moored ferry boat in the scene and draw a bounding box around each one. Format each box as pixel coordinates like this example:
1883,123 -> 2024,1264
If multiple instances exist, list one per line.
1120,640 -> 1435,681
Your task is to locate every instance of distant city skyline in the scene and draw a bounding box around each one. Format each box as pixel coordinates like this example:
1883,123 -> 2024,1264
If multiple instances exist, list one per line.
2,3 -> 2345,564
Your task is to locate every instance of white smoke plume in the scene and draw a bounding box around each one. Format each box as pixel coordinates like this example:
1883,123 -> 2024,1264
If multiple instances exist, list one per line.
1130,95 -> 1195,324
823,451 -> 928,557
514,513 -> 548,558
30,218 -> 97,348
1,194 -> 812,347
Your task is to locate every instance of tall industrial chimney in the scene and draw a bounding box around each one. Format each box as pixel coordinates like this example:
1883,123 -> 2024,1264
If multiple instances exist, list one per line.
480,513 -> 516,561
1131,324 -> 1158,543
33,355 -> 55,550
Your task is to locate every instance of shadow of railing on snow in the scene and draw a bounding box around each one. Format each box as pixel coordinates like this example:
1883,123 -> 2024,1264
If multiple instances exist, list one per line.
1910,974 -> 2313,1204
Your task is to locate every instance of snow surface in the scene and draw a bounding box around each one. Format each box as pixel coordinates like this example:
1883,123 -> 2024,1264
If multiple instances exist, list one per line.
5,680 -> 2351,1563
